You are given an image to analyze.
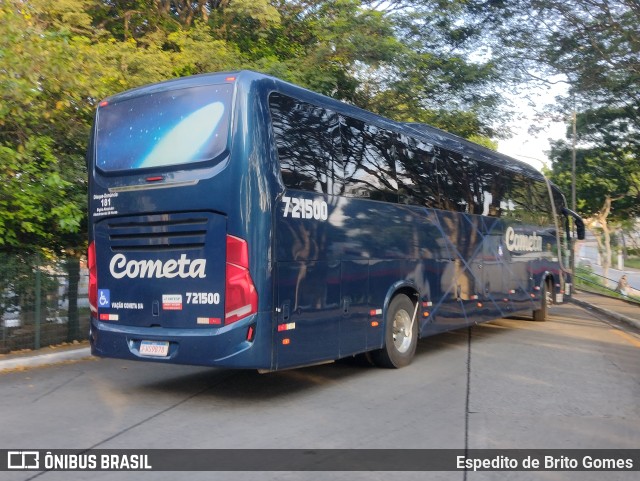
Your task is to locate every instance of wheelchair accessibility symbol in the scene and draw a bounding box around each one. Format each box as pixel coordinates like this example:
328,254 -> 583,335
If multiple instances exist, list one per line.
98,289 -> 111,308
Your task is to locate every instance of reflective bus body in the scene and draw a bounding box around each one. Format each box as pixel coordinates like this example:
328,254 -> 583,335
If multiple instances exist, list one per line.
88,71 -> 583,370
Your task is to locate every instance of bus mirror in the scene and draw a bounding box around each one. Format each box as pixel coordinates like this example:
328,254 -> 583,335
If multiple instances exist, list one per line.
575,217 -> 585,240
562,207 -> 585,240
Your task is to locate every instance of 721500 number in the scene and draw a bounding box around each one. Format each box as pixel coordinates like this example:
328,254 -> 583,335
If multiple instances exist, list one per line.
186,292 -> 220,305
282,196 -> 328,221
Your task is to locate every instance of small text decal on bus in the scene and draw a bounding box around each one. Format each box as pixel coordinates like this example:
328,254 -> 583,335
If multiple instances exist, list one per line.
109,254 -> 207,279
505,226 -> 543,253
282,196 -> 328,221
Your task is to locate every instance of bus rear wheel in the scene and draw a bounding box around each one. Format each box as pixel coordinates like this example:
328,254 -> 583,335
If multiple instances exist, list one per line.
533,279 -> 553,322
372,294 -> 418,368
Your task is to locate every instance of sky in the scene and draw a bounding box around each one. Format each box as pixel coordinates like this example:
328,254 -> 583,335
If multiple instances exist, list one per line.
497,119 -> 566,172
495,83 -> 570,172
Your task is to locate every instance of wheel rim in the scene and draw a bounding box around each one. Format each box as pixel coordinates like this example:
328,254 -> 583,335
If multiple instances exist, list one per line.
392,308 -> 413,353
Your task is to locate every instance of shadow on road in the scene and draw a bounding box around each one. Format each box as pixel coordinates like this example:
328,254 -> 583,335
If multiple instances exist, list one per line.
129,321 -> 518,402
103,303 -> 640,406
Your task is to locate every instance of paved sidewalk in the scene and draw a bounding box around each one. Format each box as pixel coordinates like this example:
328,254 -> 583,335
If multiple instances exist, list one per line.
571,290 -> 640,330
0,342 -> 92,373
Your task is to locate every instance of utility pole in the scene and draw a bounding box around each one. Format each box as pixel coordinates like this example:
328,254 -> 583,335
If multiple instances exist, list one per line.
570,109 -> 577,277
571,110 -> 577,212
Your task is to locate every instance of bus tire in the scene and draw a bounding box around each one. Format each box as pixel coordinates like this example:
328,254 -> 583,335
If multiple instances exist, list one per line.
372,294 -> 418,368
533,279 -> 552,322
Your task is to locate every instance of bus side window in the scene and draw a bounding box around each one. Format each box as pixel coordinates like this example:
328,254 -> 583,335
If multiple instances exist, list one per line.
501,174 -> 554,227
269,93 -> 340,194
478,162 -> 506,217
395,134 -> 439,208
435,148 -> 481,214
501,173 -> 530,223
530,179 -> 553,227
337,116 -> 398,202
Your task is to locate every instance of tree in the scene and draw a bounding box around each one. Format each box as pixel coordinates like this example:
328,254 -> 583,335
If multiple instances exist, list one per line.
0,1 -> 133,337
1,1 -> 93,337
457,1 -> 639,277
548,122 -> 640,275
1,0 -> 542,345
0,2 -> 89,249
88,0 -> 504,139
1,0 -> 513,251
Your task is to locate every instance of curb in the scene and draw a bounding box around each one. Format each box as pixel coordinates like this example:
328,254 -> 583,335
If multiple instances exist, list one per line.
0,347 -> 92,373
570,297 -> 640,330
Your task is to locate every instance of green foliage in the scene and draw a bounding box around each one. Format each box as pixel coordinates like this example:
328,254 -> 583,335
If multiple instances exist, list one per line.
1,0 -> 509,255
0,138 -> 80,245
460,1 -> 640,218
0,3 -> 93,250
547,109 -> 640,219
467,135 -> 498,151
167,22 -> 242,76
625,257 -> 640,270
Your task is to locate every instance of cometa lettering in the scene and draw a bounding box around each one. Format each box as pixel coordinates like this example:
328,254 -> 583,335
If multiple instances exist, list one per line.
505,226 -> 543,252
109,254 -> 206,279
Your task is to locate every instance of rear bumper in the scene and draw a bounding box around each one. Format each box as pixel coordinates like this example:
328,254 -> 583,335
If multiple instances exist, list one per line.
89,313 -> 272,369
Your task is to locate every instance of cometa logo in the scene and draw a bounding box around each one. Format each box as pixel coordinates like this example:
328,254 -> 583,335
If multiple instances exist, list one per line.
505,226 -> 543,252
109,254 -> 206,279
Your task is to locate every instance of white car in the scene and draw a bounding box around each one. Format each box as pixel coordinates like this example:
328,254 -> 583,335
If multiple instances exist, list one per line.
1,305 -> 21,328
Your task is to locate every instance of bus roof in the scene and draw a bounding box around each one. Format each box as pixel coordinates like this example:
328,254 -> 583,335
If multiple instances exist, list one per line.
402,122 -> 546,181
100,70 -> 546,181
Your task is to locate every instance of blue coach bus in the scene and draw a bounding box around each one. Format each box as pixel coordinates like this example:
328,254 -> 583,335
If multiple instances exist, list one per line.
88,70 -> 584,370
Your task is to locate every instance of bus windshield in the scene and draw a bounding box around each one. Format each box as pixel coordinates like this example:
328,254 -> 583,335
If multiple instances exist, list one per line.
96,84 -> 233,172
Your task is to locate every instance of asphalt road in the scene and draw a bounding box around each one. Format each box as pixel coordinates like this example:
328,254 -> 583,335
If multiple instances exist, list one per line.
1,303 -> 639,481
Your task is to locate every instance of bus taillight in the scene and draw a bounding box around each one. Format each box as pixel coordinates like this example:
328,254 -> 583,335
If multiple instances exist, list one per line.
88,241 -> 98,316
225,235 -> 258,324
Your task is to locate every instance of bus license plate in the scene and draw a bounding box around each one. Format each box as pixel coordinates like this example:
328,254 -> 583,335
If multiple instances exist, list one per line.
140,340 -> 169,357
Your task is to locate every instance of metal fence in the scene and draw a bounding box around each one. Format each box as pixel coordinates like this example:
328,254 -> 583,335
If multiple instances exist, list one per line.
0,252 -> 90,354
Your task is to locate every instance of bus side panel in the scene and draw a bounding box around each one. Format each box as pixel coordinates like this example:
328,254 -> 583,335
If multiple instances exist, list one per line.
273,257 -> 402,365
274,195 -> 458,362
339,260 -> 370,357
432,210 -> 483,329
274,261 -> 340,369
508,249 -> 537,312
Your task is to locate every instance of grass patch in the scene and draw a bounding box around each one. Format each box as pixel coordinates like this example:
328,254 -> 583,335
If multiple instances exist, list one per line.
624,257 -> 640,270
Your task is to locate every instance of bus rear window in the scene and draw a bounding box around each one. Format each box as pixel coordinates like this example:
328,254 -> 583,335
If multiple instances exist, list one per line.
96,84 -> 232,172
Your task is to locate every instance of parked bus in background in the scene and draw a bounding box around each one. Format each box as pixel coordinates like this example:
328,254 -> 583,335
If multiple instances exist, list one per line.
87,71 -> 584,370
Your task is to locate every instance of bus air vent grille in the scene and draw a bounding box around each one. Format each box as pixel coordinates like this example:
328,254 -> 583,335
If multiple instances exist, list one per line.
106,214 -> 209,252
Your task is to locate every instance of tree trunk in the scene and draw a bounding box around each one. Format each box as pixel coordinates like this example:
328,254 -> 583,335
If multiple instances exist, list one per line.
584,196 -> 617,284
601,219 -> 612,281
